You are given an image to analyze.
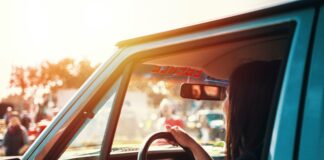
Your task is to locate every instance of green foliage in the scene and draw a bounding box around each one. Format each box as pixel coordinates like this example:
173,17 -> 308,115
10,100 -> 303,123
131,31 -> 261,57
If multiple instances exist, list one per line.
9,58 -> 100,95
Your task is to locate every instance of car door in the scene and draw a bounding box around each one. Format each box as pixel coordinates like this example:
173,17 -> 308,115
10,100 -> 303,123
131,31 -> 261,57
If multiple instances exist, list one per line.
297,3 -> 324,160
22,2 -> 316,160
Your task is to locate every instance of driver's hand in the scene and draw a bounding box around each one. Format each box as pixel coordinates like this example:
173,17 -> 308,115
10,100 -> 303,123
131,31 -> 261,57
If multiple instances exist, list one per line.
166,125 -> 196,148
166,125 -> 213,160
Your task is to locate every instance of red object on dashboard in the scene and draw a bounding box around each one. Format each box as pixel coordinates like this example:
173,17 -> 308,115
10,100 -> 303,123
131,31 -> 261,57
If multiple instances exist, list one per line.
164,118 -> 184,129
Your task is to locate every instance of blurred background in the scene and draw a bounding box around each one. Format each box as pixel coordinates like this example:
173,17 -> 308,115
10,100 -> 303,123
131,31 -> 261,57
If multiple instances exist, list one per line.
0,0 -> 291,157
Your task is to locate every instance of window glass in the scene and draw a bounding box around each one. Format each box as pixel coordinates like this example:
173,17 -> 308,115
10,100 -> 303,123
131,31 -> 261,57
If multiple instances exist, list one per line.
59,77 -> 121,159
112,64 -> 227,156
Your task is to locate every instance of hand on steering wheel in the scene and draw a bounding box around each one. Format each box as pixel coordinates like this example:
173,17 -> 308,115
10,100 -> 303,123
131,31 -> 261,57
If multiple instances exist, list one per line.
137,132 -> 195,160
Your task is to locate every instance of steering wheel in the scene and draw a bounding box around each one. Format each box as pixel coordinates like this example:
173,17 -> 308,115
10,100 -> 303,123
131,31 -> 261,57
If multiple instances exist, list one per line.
137,132 -> 195,160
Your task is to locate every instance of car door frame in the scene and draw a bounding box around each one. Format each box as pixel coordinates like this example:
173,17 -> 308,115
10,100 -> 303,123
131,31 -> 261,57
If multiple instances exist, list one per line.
297,3 -> 324,160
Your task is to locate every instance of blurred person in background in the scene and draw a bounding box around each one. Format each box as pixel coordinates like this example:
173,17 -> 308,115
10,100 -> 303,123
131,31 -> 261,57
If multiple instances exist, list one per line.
4,106 -> 13,125
3,111 -> 29,156
198,113 -> 211,143
155,99 -> 184,146
35,101 -> 48,123
157,99 -> 184,130
21,110 -> 32,131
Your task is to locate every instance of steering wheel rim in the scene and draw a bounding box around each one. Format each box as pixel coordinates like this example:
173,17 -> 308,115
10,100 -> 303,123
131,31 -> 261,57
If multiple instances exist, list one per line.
137,132 -> 194,160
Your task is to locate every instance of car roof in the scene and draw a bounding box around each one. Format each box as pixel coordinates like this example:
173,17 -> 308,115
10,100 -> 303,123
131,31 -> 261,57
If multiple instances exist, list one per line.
116,0 -> 317,48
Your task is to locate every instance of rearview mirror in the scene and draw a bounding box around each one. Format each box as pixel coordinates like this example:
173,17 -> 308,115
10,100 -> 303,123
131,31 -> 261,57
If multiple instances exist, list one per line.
180,83 -> 226,101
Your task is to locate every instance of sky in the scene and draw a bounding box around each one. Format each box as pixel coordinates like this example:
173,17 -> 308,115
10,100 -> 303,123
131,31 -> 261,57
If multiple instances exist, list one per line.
0,0 -> 291,98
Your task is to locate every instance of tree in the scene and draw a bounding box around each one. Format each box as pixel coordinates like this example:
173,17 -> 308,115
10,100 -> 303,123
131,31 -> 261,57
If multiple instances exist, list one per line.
8,58 -> 99,106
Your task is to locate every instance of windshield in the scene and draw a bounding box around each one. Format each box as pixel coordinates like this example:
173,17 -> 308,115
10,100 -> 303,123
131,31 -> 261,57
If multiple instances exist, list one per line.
111,64 -> 227,157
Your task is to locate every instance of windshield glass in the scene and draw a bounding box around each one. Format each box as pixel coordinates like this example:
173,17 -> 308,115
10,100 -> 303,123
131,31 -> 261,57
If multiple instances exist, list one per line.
111,64 -> 227,156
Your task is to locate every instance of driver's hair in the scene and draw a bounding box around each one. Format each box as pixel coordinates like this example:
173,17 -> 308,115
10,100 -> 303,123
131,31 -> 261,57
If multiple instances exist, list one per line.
226,61 -> 280,160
